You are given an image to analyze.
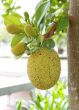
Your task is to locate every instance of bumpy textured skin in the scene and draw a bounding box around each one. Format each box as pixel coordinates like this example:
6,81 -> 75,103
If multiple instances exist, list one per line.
12,43 -> 26,56
6,24 -> 20,34
27,48 -> 61,90
24,24 -> 37,37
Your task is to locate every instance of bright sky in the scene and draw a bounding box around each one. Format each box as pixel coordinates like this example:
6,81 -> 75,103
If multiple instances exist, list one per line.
0,0 -> 40,22
16,0 -> 40,16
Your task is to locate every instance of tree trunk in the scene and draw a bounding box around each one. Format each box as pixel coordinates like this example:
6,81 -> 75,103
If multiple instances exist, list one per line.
68,0 -> 79,109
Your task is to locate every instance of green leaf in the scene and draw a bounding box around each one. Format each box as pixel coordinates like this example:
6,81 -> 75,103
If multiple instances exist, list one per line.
42,39 -> 55,49
12,12 -> 22,18
57,16 -> 68,32
6,7 -> 14,13
48,96 -> 53,110
62,101 -> 69,110
11,34 -> 24,47
3,3 -> 10,8
34,1 -> 50,26
16,100 -> 22,110
7,0 -> 13,5
35,95 -> 43,109
3,12 -> 23,25
15,6 -> 21,10
61,98 -> 69,110
35,1 -> 41,11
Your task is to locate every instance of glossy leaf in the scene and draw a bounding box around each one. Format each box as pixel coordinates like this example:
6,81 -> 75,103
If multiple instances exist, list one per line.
15,6 -> 21,10
34,1 -> 50,26
57,16 -> 68,32
7,0 -> 13,5
16,100 -> 22,110
3,12 -> 22,25
11,34 -> 24,47
42,39 -> 55,49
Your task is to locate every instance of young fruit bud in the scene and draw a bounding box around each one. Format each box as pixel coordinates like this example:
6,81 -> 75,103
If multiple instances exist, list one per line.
24,23 -> 37,37
11,42 -> 26,56
6,24 -> 21,34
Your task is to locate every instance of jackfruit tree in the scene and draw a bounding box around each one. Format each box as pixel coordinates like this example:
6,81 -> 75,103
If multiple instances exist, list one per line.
68,0 -> 79,109
2,0 -> 79,109
2,0 -> 63,90
27,48 -> 61,89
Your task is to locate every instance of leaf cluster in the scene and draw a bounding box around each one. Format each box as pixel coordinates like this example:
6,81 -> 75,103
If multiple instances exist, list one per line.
16,80 -> 69,110
2,1 -> 55,57
2,0 -> 69,57
32,0 -> 69,33
32,0 -> 69,49
1,0 -> 21,15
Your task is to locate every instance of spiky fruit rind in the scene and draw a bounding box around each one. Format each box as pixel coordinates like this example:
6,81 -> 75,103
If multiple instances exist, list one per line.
6,24 -> 21,34
11,42 -> 26,56
27,48 -> 61,90
24,24 -> 37,37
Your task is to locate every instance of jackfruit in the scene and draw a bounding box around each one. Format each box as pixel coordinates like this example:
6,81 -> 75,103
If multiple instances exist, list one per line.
6,24 -> 21,34
11,42 -> 26,56
24,23 -> 37,37
27,48 -> 61,90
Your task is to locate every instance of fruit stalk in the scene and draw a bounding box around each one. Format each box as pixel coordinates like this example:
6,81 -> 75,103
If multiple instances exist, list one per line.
44,22 -> 57,40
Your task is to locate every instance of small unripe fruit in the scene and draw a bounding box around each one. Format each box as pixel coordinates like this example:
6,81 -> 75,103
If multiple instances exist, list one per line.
11,42 -> 26,56
6,24 -> 21,34
27,48 -> 61,90
24,23 -> 37,37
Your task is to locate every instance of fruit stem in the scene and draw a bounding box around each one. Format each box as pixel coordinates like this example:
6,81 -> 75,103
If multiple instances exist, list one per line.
44,22 -> 57,40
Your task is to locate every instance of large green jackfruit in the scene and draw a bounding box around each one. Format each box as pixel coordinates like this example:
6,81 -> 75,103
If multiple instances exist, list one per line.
27,48 -> 61,90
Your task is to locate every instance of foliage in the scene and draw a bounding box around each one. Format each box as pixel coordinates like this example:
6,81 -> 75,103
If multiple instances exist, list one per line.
1,0 -> 21,15
0,0 -> 21,44
16,80 -> 69,110
16,100 -> 22,110
33,0 -> 69,51
33,0 -> 69,34
1,0 -> 69,57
